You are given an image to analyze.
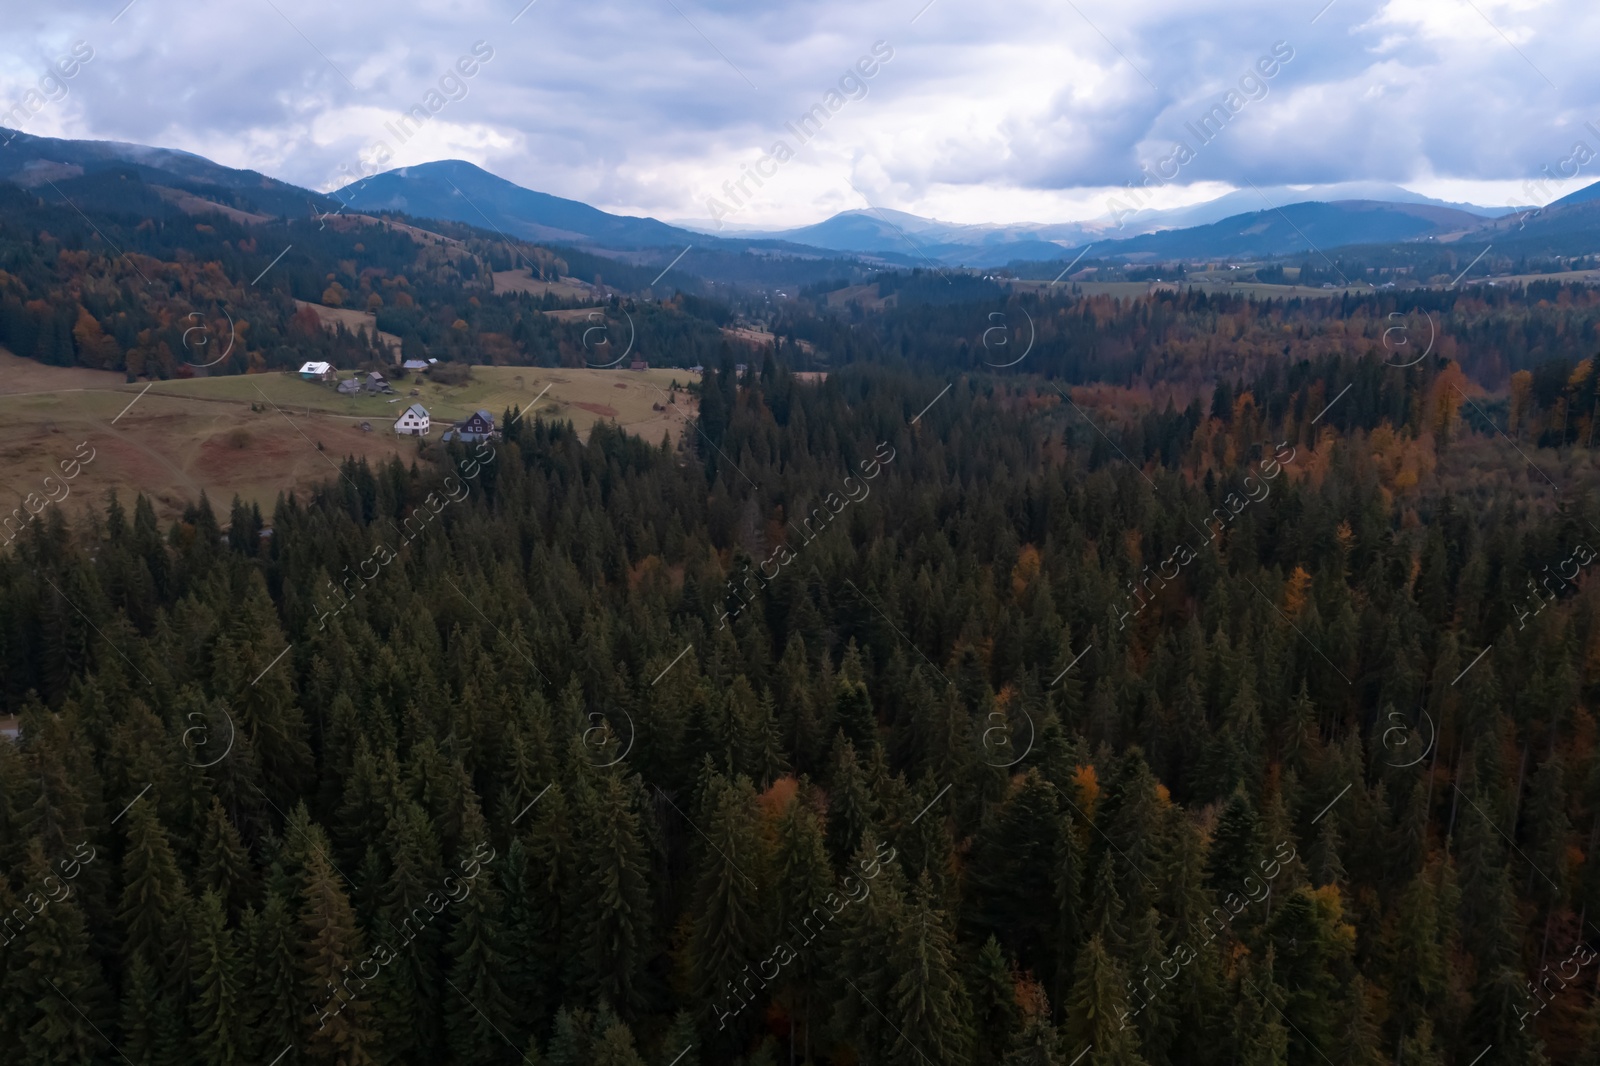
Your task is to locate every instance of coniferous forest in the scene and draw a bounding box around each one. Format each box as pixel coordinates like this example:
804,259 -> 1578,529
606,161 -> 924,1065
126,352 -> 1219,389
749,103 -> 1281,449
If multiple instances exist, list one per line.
9,175 -> 1600,1065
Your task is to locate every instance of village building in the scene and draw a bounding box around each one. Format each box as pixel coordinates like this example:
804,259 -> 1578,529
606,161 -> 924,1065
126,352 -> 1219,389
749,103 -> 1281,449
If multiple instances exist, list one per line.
442,409 -> 496,443
298,361 -> 334,381
337,378 -> 362,396
394,403 -> 430,437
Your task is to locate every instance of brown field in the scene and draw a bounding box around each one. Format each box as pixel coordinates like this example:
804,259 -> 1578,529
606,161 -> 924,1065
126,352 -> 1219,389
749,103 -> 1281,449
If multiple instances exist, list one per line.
493,269 -> 598,301
315,212 -> 465,253
0,381 -> 414,530
154,186 -> 272,226
0,353 -> 127,394
824,284 -> 895,311
294,300 -> 403,359
0,352 -> 699,529
720,327 -> 814,354
543,308 -> 601,323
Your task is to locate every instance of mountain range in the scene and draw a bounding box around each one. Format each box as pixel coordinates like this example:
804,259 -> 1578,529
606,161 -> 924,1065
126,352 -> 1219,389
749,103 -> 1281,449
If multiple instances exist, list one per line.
2,125 -> 1594,274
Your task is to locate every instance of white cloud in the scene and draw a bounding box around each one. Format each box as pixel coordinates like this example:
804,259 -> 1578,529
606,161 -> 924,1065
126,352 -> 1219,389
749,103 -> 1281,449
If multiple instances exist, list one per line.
3,0 -> 1598,227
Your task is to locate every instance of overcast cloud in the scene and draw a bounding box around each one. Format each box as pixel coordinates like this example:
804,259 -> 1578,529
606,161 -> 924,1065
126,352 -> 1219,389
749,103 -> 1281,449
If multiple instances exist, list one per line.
1,0 -> 1595,228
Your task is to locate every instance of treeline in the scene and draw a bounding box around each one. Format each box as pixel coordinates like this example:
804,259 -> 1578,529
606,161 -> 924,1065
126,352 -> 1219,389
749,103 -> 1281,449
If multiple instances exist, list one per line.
780,278 -> 1600,390
2,357 -> 1599,1064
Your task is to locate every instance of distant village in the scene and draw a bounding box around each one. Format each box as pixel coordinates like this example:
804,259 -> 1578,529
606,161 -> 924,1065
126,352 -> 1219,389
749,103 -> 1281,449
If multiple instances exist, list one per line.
295,359 -> 502,441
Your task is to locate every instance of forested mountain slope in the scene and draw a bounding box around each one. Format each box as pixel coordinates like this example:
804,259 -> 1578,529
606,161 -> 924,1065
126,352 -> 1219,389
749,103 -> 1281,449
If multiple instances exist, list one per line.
4,351 -> 1600,1065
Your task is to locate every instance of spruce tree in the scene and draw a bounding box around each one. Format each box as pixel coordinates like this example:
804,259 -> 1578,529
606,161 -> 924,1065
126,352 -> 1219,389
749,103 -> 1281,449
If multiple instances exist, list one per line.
1205,787 -> 1263,896
199,796 -> 255,921
575,771 -> 652,1011
444,840 -> 515,1066
190,889 -> 247,1066
244,888 -> 303,1066
14,841 -> 112,1066
689,775 -> 771,1005
885,873 -> 973,1066
299,847 -> 380,1065
1062,935 -> 1148,1066
773,790 -> 833,1062
118,801 -> 186,966
591,1017 -> 649,1066
972,936 -> 1022,1066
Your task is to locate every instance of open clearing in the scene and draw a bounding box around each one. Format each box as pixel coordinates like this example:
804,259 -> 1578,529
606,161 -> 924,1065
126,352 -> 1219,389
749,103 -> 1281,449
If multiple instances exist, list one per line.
0,351 -> 698,525
492,269 -> 599,301
294,300 -> 404,359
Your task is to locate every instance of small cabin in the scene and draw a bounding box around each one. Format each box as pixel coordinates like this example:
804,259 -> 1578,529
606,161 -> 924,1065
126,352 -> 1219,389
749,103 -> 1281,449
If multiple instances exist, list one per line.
298,361 -> 334,382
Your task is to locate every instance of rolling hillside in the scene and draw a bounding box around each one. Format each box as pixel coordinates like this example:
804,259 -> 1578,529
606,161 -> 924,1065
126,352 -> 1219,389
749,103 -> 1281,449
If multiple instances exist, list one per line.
0,351 -> 698,524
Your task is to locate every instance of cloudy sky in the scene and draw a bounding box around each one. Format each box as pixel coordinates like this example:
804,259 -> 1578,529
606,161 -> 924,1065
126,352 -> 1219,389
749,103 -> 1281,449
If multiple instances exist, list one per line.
3,0 -> 1597,228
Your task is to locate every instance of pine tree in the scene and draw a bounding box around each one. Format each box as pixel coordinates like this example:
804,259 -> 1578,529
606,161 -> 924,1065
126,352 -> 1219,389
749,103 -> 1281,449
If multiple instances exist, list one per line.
1206,787 -> 1263,895
1085,857 -> 1129,960
118,953 -> 166,1066
968,769 -> 1061,980
244,888 -> 303,1066
825,735 -> 878,868
1062,936 -> 1148,1066
690,775 -> 770,1005
834,642 -> 877,750
546,1006 -> 595,1066
199,796 -> 255,921
190,889 -> 247,1066
1331,975 -> 1384,1066
591,1017 -> 649,1066
1006,1014 -> 1063,1066
376,800 -> 445,1064
658,1012 -> 699,1066
444,839 -> 515,1066
1234,960 -> 1290,1066
496,839 -> 543,1039
1053,813 -> 1087,1011
299,846 -> 380,1065
833,829 -> 910,1064
773,790 -> 833,1062
885,873 -> 973,1065
575,772 -> 652,1010
1396,1019 -> 1444,1066
972,936 -> 1022,1066
13,841 -> 112,1066
1265,888 -> 1340,1063
119,801 -> 186,966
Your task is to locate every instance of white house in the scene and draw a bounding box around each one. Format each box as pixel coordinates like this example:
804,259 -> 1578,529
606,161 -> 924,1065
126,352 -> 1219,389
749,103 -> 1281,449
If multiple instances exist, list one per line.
394,403 -> 430,437
298,361 -> 334,381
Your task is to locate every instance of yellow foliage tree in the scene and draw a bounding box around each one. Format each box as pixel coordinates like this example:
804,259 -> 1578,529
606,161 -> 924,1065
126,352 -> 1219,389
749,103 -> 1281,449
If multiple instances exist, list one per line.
1011,544 -> 1043,598
1283,566 -> 1312,619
